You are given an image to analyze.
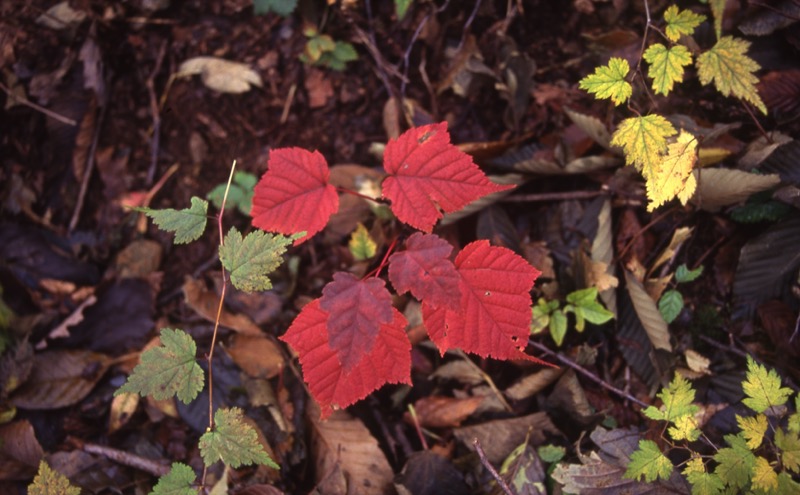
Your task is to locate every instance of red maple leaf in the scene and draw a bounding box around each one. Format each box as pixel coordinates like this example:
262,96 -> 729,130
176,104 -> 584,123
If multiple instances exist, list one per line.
381,122 -> 515,232
388,233 -> 460,310
319,273 -> 394,371
251,147 -> 339,244
280,299 -> 411,419
422,240 -> 545,362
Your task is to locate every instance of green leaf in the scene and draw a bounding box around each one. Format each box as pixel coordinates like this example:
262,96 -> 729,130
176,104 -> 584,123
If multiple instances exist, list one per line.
566,287 -> 599,307
115,328 -> 203,404
150,463 -> 196,495
348,223 -> 377,261
644,43 -> 692,95
395,0 -> 412,20
713,434 -> 756,490
537,444 -> 566,464
742,355 -> 792,413
624,439 -> 673,482
207,172 -> 256,216
199,408 -> 279,469
663,5 -> 706,42
789,395 -> 800,434
776,429 -> 800,473
549,309 -> 568,347
751,456 -> 778,492
708,0 -> 726,40
530,300 -> 552,334
737,413 -> 768,449
696,36 -> 767,114
253,0 -> 297,16
658,289 -> 684,324
683,458 -> 724,495
219,228 -> 298,292
332,42 -> 358,63
611,115 -> 677,179
29,461 -> 80,495
675,264 -> 703,283
643,373 -> 699,422
778,471 -> 800,494
578,57 -> 632,106
565,288 -> 614,331
668,414 -> 701,441
136,197 -> 208,244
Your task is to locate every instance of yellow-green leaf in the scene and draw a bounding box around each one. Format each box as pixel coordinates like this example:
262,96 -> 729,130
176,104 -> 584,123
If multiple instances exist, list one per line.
683,458 -> 725,495
29,461 -> 80,495
789,395 -> 800,433
709,0 -> 726,40
751,456 -> 778,492
611,115 -> 677,178
199,407 -> 279,469
776,429 -> 800,473
742,355 -> 792,413
579,57 -> 632,106
643,373 -> 699,422
663,5 -> 706,42
714,435 -> 756,490
646,130 -> 698,211
150,463 -> 197,495
737,413 -> 767,449
624,439 -> 673,482
644,44 -> 692,95
696,36 -> 767,114
348,223 -> 377,261
669,414 -> 701,441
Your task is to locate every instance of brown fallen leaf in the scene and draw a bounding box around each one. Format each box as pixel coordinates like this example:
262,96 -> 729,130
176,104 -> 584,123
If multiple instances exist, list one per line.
0,420 -> 44,480
182,277 -> 261,335
409,395 -> 484,428
453,412 -> 560,465
226,335 -> 285,379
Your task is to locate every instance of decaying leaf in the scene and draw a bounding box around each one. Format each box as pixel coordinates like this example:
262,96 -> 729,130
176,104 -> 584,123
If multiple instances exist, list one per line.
691,168 -> 780,212
177,57 -> 263,94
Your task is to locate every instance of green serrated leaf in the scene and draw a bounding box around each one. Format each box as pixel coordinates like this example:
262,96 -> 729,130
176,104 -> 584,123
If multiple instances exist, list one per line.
713,434 -> 756,490
199,408 -> 279,469
549,309 -> 568,347
684,458 -> 724,495
789,395 -> 800,434
658,289 -> 684,324
778,471 -> 800,494
737,413 -> 768,449
253,0 -> 297,16
624,439 -> 673,482
137,197 -> 208,244
644,43 -> 693,96
663,5 -> 706,42
611,115 -> 677,179
537,444 -> 566,464
395,0 -> 412,20
219,229 -> 294,292
29,461 -> 80,495
579,57 -> 632,106
776,429 -> 800,473
150,463 -> 196,495
348,223 -> 376,261
115,328 -> 203,404
675,264 -> 703,283
646,373 -> 699,422
742,355 -> 792,413
697,36 -> 767,114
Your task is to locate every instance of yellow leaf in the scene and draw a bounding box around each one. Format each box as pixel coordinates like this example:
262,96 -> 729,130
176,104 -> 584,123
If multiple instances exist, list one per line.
669,414 -> 701,441
646,130 -> 698,211
663,5 -> 706,42
737,414 -> 767,449
611,115 -> 677,178
579,58 -> 632,106
696,36 -> 767,114
697,147 -> 731,167
751,456 -> 778,492
348,223 -> 377,261
708,0 -> 726,40
644,44 -> 693,96
684,457 -> 705,475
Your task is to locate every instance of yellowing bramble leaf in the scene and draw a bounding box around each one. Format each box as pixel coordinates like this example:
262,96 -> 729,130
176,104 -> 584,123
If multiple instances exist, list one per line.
199,407 -> 278,469
737,413 -> 767,449
579,57 -> 632,106
624,439 -> 673,482
115,328 -> 203,404
751,456 -> 778,492
29,461 -> 80,495
742,355 -> 792,413
696,36 -> 767,114
789,396 -> 800,433
776,429 -> 800,473
663,5 -> 706,42
683,458 -> 725,495
611,115 -> 677,178
643,373 -> 699,422
150,463 -> 196,495
643,44 -> 692,96
669,414 -> 701,441
646,130 -> 698,211
348,223 -> 377,261
219,228 -> 301,292
709,0 -> 726,40
136,197 -> 208,244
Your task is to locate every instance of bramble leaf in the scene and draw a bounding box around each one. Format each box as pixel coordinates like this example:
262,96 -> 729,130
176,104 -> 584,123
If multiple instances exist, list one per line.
319,273 -> 394,371
789,395 -> 800,433
136,197 -> 208,244
280,299 -> 411,419
578,57 -> 632,106
675,264 -> 703,283
611,115 -> 677,178
663,5 -> 706,42
714,434 -> 756,490
348,223 -> 376,261
29,461 -> 80,495
643,373 -> 698,422
708,0 -> 726,40
251,147 -> 339,244
751,456 -> 778,492
668,414 -> 701,442
207,171 -> 256,215
624,439 -> 673,482
388,233 -> 460,310
683,458 -> 724,495
646,130 -> 698,211
696,36 -> 767,114
381,122 -> 514,232
658,289 -> 684,324
737,413 -> 768,449
199,408 -> 278,469
776,429 -> 800,473
742,355 -> 792,413
644,44 -> 692,95
150,463 -> 196,495
115,328 -> 203,404
219,228 -> 298,292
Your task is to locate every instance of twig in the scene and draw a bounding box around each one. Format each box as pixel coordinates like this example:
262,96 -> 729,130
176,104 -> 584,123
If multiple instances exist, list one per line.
280,83 -> 297,124
0,81 -> 77,126
527,340 -> 648,407
500,189 -> 607,203
69,101 -> 108,233
739,100 -> 771,144
146,40 -> 169,185
473,438 -> 514,495
78,440 -> 170,477
455,0 -> 482,52
454,350 -> 514,413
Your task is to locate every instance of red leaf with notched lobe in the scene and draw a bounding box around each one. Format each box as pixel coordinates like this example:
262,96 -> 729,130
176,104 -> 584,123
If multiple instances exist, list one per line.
388,232 -> 460,310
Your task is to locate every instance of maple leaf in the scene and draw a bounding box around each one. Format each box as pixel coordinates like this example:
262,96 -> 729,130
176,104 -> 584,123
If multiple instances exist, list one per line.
624,439 -> 673,482
643,373 -> 699,422
578,57 -> 632,106
643,44 -> 692,96
319,273 -> 394,371
381,122 -> 514,232
199,407 -> 278,469
422,240 -> 544,362
136,196 -> 208,244
696,36 -> 767,114
646,130 -> 698,211
115,328 -> 204,404
251,147 -> 339,244
737,413 -> 767,449
713,434 -> 756,490
751,456 -> 778,492
776,429 -> 800,473
150,463 -> 196,495
742,355 -> 792,413
388,232 -> 461,310
611,115 -> 677,179
219,228 -> 298,292
29,461 -> 80,495
348,223 -> 376,261
280,299 -> 411,419
663,5 -> 706,42
683,458 -> 724,495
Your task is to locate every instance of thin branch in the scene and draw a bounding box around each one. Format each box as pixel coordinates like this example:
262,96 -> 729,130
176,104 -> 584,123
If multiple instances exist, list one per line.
0,81 -> 77,126
500,189 -> 607,203
473,438 -> 514,495
69,101 -> 108,233
146,40 -> 169,185
77,440 -> 171,477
